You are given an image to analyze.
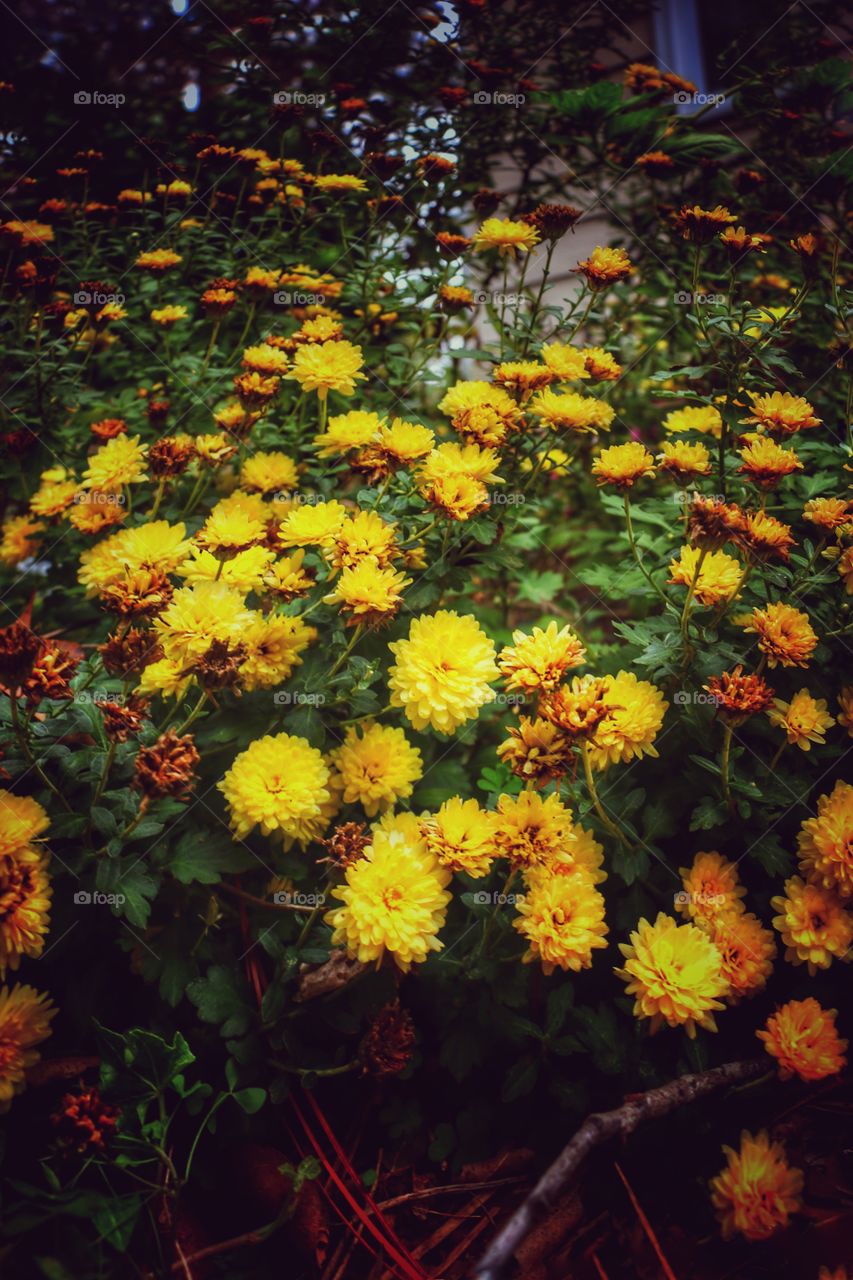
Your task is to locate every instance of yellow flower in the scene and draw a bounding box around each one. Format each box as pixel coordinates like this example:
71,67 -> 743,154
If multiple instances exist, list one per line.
838,546 -> 853,594
136,656 -> 192,700
314,409 -> 384,457
710,1131 -> 803,1241
421,797 -> 496,878
615,912 -> 728,1036
177,545 -> 272,593
514,870 -> 608,974
369,418 -> 435,466
740,602 -> 818,668
277,499 -> 348,549
388,610 -> 498,734
0,847 -> 51,975
241,343 -> 289,375
197,503 -> 268,553
587,671 -> 668,769
669,545 -> 743,606
837,687 -> 853,736
742,390 -> 821,436
673,204 -> 736,241
327,510 -> 398,572
657,440 -> 712,478
675,851 -> 746,924
574,245 -> 632,288
529,388 -> 614,433
0,515 -> 44,567
797,780 -> 853,898
134,248 -> 182,272
803,496 -> 850,531
737,437 -> 803,488
82,435 -> 148,492
438,380 -> 516,419
767,689 -> 834,750
707,910 -> 775,1003
493,790 -> 574,871
419,441 -> 504,487
193,432 -> 237,466
30,468 -> 79,517
417,469 -> 488,521
540,343 -> 589,382
326,826 -> 452,970
739,510 -> 795,563
592,441 -> 655,488
151,305 -> 188,326
0,983 -> 57,1111
498,622 -> 586,695
758,998 -> 847,1082
324,559 -> 411,626
153,581 -> 255,669
0,792 -> 49,858
263,550 -> 313,601
580,347 -> 622,381
237,613 -> 316,691
78,520 -> 190,592
493,361 -> 555,397
472,217 -> 540,256
287,340 -> 365,399
218,733 -> 331,845
329,723 -> 423,817
771,876 -> 853,973
296,315 -> 344,343
662,404 -> 723,436
497,716 -> 573,787
313,173 -> 368,192
240,451 -> 299,495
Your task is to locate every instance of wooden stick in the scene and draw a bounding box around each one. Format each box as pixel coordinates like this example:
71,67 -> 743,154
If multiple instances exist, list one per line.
472,1056 -> 767,1280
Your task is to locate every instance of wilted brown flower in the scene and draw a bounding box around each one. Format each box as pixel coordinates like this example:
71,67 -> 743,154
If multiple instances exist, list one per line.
540,676 -> 609,740
99,628 -> 161,676
149,437 -> 194,478
21,641 -> 80,705
101,695 -> 149,742
133,730 -> 200,800
319,821 -> 371,869
233,371 -> 280,410
51,1086 -> 119,1156
523,203 -> 582,241
193,638 -> 247,690
436,231 -> 472,258
687,496 -> 746,549
358,1001 -> 416,1078
704,666 -> 775,726
99,569 -> 173,617
497,715 -> 573,786
0,621 -> 43,690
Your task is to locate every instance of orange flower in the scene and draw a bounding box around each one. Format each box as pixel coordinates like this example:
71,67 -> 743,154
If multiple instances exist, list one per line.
758,998 -> 847,1081
710,1131 -> 803,1241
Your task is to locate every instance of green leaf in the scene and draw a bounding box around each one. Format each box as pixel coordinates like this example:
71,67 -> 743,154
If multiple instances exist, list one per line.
233,1087 -> 266,1115
502,1057 -> 538,1102
187,965 -> 253,1038
166,832 -> 254,884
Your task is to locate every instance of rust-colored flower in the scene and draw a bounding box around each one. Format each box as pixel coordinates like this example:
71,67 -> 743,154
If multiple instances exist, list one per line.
21,641 -> 80,705
358,1001 -> 416,1078
497,715 -> 573,786
738,510 -> 795,563
192,637 -> 247,690
523,203 -> 582,241
705,666 -> 774,725
200,286 -> 237,317
99,568 -> 174,617
0,622 -> 42,690
687,496 -> 746,549
436,231 -> 472,258
319,821 -> 371,869
51,1085 -> 119,1155
673,204 -> 736,242
99,628 -> 161,677
233,370 -> 280,410
149,437 -> 194,478
540,675 -> 609,740
133,730 -> 200,800
101,695 -> 150,743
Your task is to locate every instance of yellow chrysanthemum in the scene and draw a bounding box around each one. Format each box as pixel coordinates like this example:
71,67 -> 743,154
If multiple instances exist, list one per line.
240,451 -> 299,495
326,826 -> 452,970
263,550 -> 313,601
615,912 -> 728,1036
241,343 -> 290,375
581,347 -> 622,381
540,343 -> 589,382
529,388 -> 614,433
218,732 -> 331,845
388,610 -> 498,734
78,520 -> 190,592
30,468 -> 79,517
657,439 -> 712,478
493,790 -> 574,872
0,983 -> 57,1111
797,781 -> 853,898
328,723 -> 422,817
197,503 -> 268,553
237,613 -> 316,691
741,602 -> 818,669
803,496 -> 851,531
438,380 -> 517,420
669,545 -> 743,607
287,340 -> 365,399
587,671 -> 668,769
314,409 -> 384,457
838,687 -> 853,737
592,441 -> 656,488
738,437 -> 803,488
767,689 -> 834,750
771,875 -> 853,973
575,245 -> 632,288
710,1131 -> 803,1241
0,515 -> 44,567
151,305 -> 188,326
742,390 -> 821,436
369,418 -> 436,466
82,435 -> 148,492
420,797 -> 496,878
493,361 -> 555,397
707,910 -> 775,1003
277,500 -> 348,549
758,998 -> 847,1082
327,510 -> 398,572
0,793 -> 49,858
136,656 -> 192,700
313,173 -> 368,192
514,869 -> 608,975
135,248 -> 182,271
498,622 -> 586,695
0,848 -> 51,975
153,581 -> 255,669
675,851 -> 746,924
662,405 -> 723,437
324,559 -> 410,626
472,217 -> 540,257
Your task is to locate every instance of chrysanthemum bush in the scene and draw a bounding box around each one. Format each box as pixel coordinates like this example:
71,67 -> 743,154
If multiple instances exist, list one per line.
1,3 -> 852,1273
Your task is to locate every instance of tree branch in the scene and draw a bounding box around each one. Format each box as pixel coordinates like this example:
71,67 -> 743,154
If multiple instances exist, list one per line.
472,1057 -> 767,1280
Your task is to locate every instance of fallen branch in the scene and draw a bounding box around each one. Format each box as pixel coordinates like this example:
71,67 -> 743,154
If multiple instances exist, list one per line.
472,1056 -> 767,1280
